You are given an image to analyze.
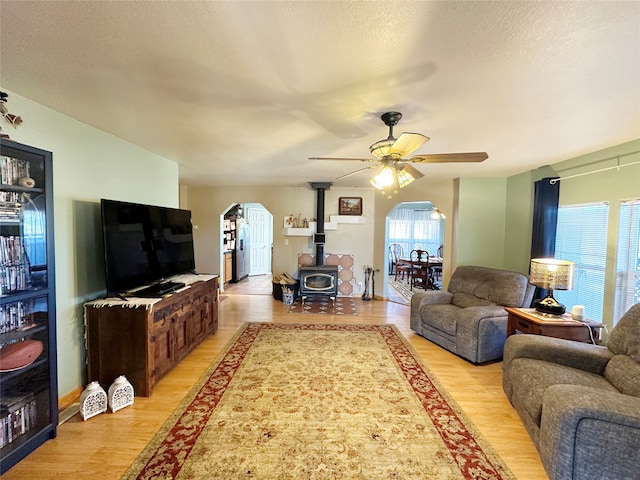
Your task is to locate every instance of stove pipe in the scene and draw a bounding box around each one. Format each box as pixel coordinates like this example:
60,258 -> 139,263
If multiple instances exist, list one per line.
309,182 -> 332,266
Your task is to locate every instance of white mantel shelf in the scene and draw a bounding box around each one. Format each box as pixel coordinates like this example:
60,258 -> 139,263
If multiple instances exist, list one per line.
282,215 -> 366,236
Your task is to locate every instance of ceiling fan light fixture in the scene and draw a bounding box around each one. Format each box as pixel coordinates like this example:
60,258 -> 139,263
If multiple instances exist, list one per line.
395,166 -> 416,188
370,164 -> 396,189
396,163 -> 424,188
370,162 -> 423,197
380,178 -> 400,199
369,138 -> 395,158
310,111 -> 487,199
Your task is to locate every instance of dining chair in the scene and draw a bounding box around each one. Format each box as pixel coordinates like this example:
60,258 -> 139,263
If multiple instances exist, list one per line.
409,249 -> 431,290
388,243 -> 404,276
395,255 -> 412,282
431,244 -> 444,282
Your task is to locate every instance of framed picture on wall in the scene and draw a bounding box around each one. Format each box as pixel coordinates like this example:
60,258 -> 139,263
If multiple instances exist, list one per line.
338,197 -> 362,216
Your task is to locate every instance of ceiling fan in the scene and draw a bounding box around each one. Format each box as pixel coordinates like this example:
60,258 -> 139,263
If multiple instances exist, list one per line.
309,111 -> 488,198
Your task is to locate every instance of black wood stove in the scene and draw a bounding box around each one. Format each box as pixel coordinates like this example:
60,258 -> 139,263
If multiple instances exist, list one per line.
299,182 -> 338,304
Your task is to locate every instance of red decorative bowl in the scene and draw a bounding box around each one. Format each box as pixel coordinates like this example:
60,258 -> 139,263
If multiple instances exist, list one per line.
0,340 -> 44,372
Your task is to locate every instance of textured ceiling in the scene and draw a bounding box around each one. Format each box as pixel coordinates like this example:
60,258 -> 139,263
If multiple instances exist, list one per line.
1,1 -> 639,188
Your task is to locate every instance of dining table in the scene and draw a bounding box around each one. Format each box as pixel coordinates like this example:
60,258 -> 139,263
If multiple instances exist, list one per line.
395,256 -> 443,290
396,256 -> 443,267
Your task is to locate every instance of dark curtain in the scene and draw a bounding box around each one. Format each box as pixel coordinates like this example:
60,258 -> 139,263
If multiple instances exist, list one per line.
529,177 -> 560,303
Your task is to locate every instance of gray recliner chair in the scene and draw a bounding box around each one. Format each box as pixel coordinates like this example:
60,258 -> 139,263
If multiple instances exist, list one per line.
410,265 -> 535,363
502,303 -> 640,480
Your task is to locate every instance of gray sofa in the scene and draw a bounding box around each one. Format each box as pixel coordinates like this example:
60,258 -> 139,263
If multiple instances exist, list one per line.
502,303 -> 640,480
410,265 -> 534,363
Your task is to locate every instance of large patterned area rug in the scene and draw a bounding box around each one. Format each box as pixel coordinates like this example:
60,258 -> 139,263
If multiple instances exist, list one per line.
123,323 -> 514,480
288,296 -> 358,315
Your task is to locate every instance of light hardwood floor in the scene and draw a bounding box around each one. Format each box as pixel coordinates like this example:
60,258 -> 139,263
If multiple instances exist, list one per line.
2,276 -> 548,479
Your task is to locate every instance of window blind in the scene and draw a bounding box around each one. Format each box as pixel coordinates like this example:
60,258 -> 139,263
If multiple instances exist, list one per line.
614,199 -> 640,324
554,203 -> 609,321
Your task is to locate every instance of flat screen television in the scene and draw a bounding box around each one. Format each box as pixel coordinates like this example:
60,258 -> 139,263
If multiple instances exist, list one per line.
100,199 -> 196,296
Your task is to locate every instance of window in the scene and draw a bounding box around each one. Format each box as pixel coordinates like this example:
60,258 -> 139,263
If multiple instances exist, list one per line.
554,203 -> 609,321
389,207 -> 443,258
614,199 -> 640,324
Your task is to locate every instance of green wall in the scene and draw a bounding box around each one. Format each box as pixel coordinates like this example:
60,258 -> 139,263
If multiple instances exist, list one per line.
455,177 -> 508,269
503,171 -> 534,274
2,89 -> 179,399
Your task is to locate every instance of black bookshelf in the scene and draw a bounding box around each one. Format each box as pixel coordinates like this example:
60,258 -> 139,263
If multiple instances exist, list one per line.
0,138 -> 57,474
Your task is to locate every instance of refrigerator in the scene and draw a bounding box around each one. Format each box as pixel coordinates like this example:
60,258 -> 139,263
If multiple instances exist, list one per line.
232,222 -> 250,282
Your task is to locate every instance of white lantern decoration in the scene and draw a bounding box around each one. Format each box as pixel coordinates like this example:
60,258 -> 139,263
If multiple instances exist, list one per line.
108,375 -> 134,412
79,381 -> 107,421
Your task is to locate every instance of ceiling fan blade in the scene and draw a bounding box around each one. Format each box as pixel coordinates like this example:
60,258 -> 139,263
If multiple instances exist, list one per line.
400,163 -> 424,180
309,157 -> 375,163
409,152 -> 488,163
335,165 -> 378,180
388,132 -> 429,157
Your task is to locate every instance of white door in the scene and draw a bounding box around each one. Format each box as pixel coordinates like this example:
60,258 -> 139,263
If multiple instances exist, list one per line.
247,207 -> 272,275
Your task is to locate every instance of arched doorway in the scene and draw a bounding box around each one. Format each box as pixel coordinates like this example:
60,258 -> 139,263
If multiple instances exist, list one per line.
220,202 -> 273,294
384,201 -> 445,304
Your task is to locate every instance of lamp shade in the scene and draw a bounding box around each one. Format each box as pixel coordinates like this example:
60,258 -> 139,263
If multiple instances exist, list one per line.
529,258 -> 574,290
370,162 -> 425,197
369,138 -> 395,158
370,164 -> 396,189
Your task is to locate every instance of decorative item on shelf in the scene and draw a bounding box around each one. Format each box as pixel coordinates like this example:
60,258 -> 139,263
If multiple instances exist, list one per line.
529,258 -> 575,315
362,265 -> 374,301
0,91 -> 23,139
18,177 -> 35,188
338,197 -> 362,216
79,381 -> 108,421
108,375 -> 134,412
284,214 -> 307,228
0,339 -> 44,372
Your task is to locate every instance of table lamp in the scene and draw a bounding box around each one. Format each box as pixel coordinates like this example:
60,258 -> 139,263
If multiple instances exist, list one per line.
529,258 -> 574,315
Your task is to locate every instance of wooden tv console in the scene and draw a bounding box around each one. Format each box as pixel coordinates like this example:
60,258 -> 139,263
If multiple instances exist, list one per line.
84,274 -> 219,396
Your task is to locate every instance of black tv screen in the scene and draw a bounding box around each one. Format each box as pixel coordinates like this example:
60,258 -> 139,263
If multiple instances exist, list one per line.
100,199 -> 196,295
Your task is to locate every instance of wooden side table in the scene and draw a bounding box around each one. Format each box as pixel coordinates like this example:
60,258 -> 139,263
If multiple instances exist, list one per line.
505,307 -> 604,345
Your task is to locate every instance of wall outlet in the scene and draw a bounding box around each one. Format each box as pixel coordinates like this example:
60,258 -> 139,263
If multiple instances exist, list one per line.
284,239 -> 289,245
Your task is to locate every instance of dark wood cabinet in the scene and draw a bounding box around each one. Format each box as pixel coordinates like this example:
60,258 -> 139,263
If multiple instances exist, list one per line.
84,275 -> 218,397
0,139 -> 57,474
